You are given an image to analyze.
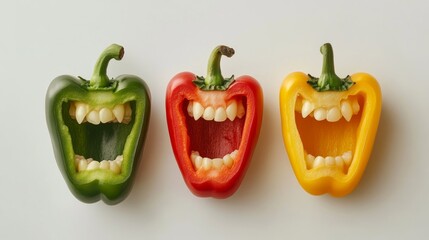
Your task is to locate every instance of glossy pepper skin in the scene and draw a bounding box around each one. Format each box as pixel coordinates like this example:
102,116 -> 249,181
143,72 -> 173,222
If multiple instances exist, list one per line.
279,43 -> 381,196
166,45 -> 263,198
46,44 -> 150,204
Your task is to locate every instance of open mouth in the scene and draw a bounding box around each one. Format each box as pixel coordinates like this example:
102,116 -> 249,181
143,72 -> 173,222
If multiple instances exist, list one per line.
183,97 -> 246,173
294,95 -> 363,173
63,101 -> 135,174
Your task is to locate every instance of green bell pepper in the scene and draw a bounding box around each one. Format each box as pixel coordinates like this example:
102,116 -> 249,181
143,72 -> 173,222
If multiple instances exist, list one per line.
46,44 -> 151,204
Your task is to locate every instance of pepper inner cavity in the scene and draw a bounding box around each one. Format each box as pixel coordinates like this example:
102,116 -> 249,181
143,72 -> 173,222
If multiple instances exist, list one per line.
63,101 -> 135,173
184,97 -> 245,171
294,95 -> 362,173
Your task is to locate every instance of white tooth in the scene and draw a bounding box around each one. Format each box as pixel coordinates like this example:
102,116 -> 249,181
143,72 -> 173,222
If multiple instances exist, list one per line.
99,108 -> 114,123
87,161 -> 100,171
110,161 -> 121,174
78,159 -> 88,172
190,151 -> 199,166
325,156 -> 335,166
187,101 -> 194,117
123,103 -> 132,123
87,158 -> 94,164
203,106 -> 215,120
341,100 -> 353,122
327,107 -> 341,122
237,100 -> 245,119
69,102 -> 76,119
306,154 -> 315,169
202,157 -> 212,170
194,156 -> 203,170
75,155 -> 84,167
214,107 -> 227,122
313,108 -> 327,121
352,98 -> 360,114
193,102 -> 204,120
114,156 -> 123,166
301,100 -> 314,118
115,155 -> 123,163
191,151 -> 200,160
99,160 -> 110,170
75,102 -> 88,124
212,158 -> 223,169
313,156 -> 325,168
86,110 -> 100,125
114,160 -> 122,167
342,151 -> 353,166
223,154 -> 234,168
226,101 -> 237,121
335,156 -> 344,170
230,150 -> 239,159
113,104 -> 125,123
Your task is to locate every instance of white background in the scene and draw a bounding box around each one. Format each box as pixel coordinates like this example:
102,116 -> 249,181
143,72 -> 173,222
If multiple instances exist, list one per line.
2,0 -> 428,239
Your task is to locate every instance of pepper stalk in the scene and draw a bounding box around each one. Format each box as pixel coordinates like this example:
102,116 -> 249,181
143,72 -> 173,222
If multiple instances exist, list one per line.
193,45 -> 235,91
307,43 -> 354,91
89,44 -> 124,89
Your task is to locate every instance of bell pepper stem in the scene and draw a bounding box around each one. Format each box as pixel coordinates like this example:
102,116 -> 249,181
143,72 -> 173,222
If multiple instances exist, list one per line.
307,43 -> 354,91
317,43 -> 342,90
205,45 -> 235,86
90,44 -> 124,88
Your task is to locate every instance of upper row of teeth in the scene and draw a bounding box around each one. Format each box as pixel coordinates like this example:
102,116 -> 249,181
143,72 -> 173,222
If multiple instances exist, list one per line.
75,155 -> 123,174
187,99 -> 245,121
297,98 -> 360,122
305,151 -> 352,171
69,101 -> 132,125
190,150 -> 238,171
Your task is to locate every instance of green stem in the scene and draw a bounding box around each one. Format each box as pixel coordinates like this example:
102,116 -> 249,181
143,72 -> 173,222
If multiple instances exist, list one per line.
317,43 -> 342,90
89,44 -> 124,88
205,45 -> 235,86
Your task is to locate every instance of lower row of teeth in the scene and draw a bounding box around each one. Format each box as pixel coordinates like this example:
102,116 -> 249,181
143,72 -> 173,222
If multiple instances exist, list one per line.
74,155 -> 123,174
306,151 -> 352,170
190,150 -> 238,171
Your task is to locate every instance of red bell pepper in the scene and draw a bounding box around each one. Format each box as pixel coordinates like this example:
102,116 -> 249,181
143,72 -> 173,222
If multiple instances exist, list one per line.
166,45 -> 263,198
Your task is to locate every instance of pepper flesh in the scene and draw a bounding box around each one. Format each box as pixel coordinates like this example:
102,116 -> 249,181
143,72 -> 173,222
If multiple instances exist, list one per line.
46,44 -> 150,204
166,46 -> 263,198
279,43 -> 381,196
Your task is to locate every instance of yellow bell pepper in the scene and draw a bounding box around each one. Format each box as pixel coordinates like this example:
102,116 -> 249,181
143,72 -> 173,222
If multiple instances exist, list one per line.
279,43 -> 382,196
